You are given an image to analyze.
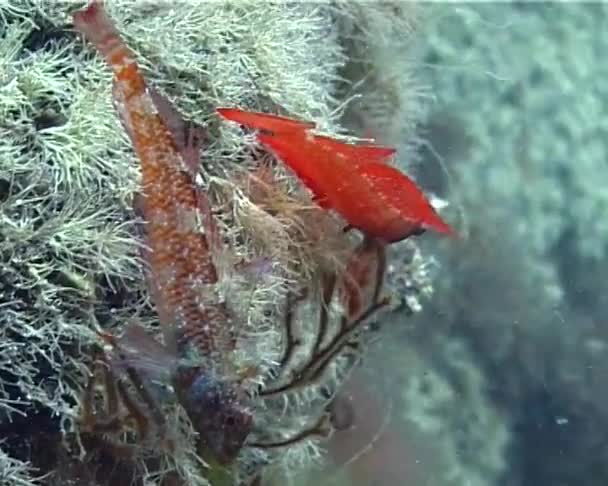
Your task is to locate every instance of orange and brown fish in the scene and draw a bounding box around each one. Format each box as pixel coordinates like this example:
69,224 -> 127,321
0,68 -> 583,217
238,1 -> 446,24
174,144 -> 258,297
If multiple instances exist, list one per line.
217,108 -> 455,242
74,0 -> 228,359
73,1 -> 251,463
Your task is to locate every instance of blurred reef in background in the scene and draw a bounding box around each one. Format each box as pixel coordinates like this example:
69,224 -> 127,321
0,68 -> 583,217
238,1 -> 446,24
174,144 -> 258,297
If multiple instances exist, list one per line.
396,3 -> 608,486
301,3 -> 608,486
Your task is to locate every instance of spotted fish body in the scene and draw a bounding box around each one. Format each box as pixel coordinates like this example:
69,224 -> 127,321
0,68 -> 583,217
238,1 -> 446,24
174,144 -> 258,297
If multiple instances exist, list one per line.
73,2 -> 231,365
73,2 -> 253,463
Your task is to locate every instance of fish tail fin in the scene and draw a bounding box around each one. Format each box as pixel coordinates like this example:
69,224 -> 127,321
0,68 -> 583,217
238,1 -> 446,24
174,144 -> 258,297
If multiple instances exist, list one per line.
73,1 -> 136,73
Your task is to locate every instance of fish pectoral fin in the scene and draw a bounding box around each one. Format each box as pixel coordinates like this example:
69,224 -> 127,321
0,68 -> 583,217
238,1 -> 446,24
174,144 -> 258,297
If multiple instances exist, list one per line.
311,192 -> 331,209
132,191 -> 146,219
102,320 -> 178,382
148,87 -> 207,176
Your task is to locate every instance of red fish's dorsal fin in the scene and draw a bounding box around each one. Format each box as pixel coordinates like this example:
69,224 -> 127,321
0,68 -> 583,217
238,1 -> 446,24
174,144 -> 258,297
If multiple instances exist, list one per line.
357,162 -> 455,237
312,134 -> 396,164
217,108 -> 315,134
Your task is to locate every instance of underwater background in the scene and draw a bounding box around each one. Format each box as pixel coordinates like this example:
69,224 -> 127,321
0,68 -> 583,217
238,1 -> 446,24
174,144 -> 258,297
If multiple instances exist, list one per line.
313,3 -> 608,486
0,2 -> 606,486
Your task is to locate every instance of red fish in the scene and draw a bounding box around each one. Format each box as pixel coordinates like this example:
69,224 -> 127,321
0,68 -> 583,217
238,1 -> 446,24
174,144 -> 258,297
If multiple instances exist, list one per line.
218,108 -> 454,242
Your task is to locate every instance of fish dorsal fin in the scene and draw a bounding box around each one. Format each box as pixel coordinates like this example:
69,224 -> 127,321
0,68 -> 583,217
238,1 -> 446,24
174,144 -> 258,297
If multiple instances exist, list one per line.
112,82 -> 206,177
148,88 -> 206,176
217,107 -> 315,134
312,134 -> 396,164
146,90 -> 225,260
